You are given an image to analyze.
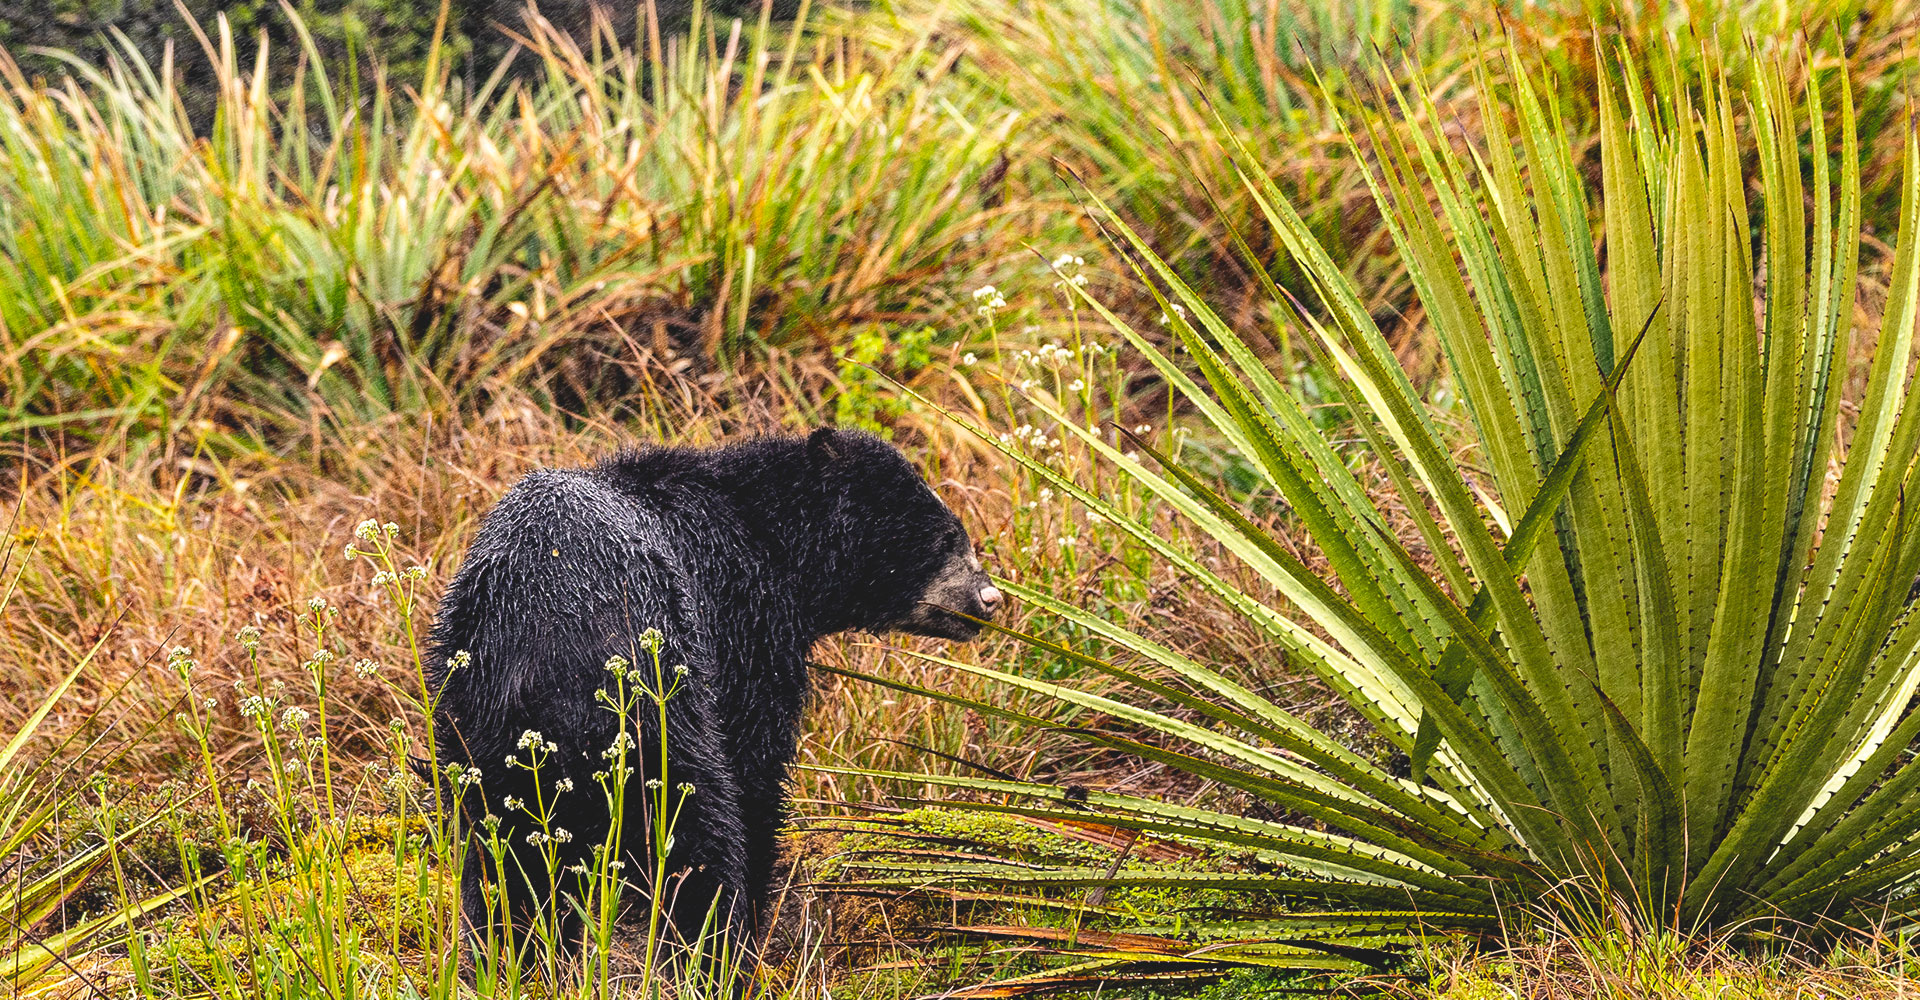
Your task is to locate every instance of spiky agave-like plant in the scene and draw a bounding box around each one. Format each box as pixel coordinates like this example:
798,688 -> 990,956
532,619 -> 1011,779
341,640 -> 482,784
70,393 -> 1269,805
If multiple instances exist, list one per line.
817,40 -> 1920,988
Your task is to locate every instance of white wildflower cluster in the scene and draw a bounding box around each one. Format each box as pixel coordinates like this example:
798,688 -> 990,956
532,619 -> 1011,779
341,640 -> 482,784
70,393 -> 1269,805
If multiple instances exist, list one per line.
1050,253 -> 1090,289
354,519 -> 381,543
961,352 -> 978,366
971,285 -> 1007,316
604,654 -> 631,678
370,565 -> 429,588
1011,341 -> 1101,369
447,650 -> 473,672
517,730 -> 559,755
555,778 -> 575,794
280,706 -> 311,730
168,646 -> 198,677
353,658 -> 380,678
672,663 -> 690,678
998,424 -> 1064,451
1058,535 -> 1078,550
503,795 -> 525,811
639,628 -> 665,657
602,731 -> 634,759
446,762 -> 484,789
677,782 -> 697,797
236,626 -> 262,654
238,694 -> 274,721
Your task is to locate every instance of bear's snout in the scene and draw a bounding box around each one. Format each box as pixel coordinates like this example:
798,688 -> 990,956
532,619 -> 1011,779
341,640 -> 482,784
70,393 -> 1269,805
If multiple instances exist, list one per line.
889,542 -> 1001,640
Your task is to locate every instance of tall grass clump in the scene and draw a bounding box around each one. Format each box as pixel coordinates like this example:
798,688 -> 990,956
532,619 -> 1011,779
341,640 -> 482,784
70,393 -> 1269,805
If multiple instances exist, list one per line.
0,1 -> 1022,449
830,34 -> 1920,989
910,0 -> 1918,374
0,529 -> 203,990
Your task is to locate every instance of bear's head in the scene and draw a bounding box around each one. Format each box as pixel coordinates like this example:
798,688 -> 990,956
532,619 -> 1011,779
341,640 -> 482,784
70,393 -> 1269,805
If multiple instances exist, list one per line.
809,427 -> 1002,640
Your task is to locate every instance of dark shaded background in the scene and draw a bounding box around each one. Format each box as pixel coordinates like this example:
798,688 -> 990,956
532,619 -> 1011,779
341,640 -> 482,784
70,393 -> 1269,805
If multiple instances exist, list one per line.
1,1 -> 805,101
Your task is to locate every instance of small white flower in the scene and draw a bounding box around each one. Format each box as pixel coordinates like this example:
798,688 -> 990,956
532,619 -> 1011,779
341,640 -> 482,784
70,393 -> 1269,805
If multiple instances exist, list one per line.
281,706 -> 311,729
383,522 -> 400,538
1059,536 -> 1078,549
448,650 -> 473,671
971,285 -> 998,301
503,796 -> 524,810
354,659 -> 379,678
307,596 -> 327,613
517,730 -> 544,750
962,353 -> 977,366
1068,379 -> 1085,392
553,828 -> 574,843
556,778 -> 575,793
354,519 -> 380,542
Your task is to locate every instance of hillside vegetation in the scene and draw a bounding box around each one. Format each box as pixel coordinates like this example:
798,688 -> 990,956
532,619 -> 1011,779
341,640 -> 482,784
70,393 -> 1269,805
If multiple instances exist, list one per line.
5,1 -> 1920,998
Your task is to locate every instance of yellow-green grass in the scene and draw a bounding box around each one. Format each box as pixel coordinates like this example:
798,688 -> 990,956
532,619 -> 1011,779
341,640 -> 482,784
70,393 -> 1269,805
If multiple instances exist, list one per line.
2,341 -> 1321,996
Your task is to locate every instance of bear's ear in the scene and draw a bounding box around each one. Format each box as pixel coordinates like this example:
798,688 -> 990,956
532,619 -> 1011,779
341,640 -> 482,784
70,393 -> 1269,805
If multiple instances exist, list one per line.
808,427 -> 843,463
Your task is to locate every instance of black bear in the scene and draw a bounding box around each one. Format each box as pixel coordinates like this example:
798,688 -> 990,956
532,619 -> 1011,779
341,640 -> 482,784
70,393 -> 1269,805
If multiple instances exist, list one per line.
426,428 -> 1000,955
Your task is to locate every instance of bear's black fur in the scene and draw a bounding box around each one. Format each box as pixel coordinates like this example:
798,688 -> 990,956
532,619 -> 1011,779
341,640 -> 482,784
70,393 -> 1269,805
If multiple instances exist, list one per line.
426,428 -> 998,952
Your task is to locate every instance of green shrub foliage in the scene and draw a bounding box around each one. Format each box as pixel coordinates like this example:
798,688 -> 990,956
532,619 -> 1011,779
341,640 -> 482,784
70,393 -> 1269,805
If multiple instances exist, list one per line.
838,37 -> 1920,988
